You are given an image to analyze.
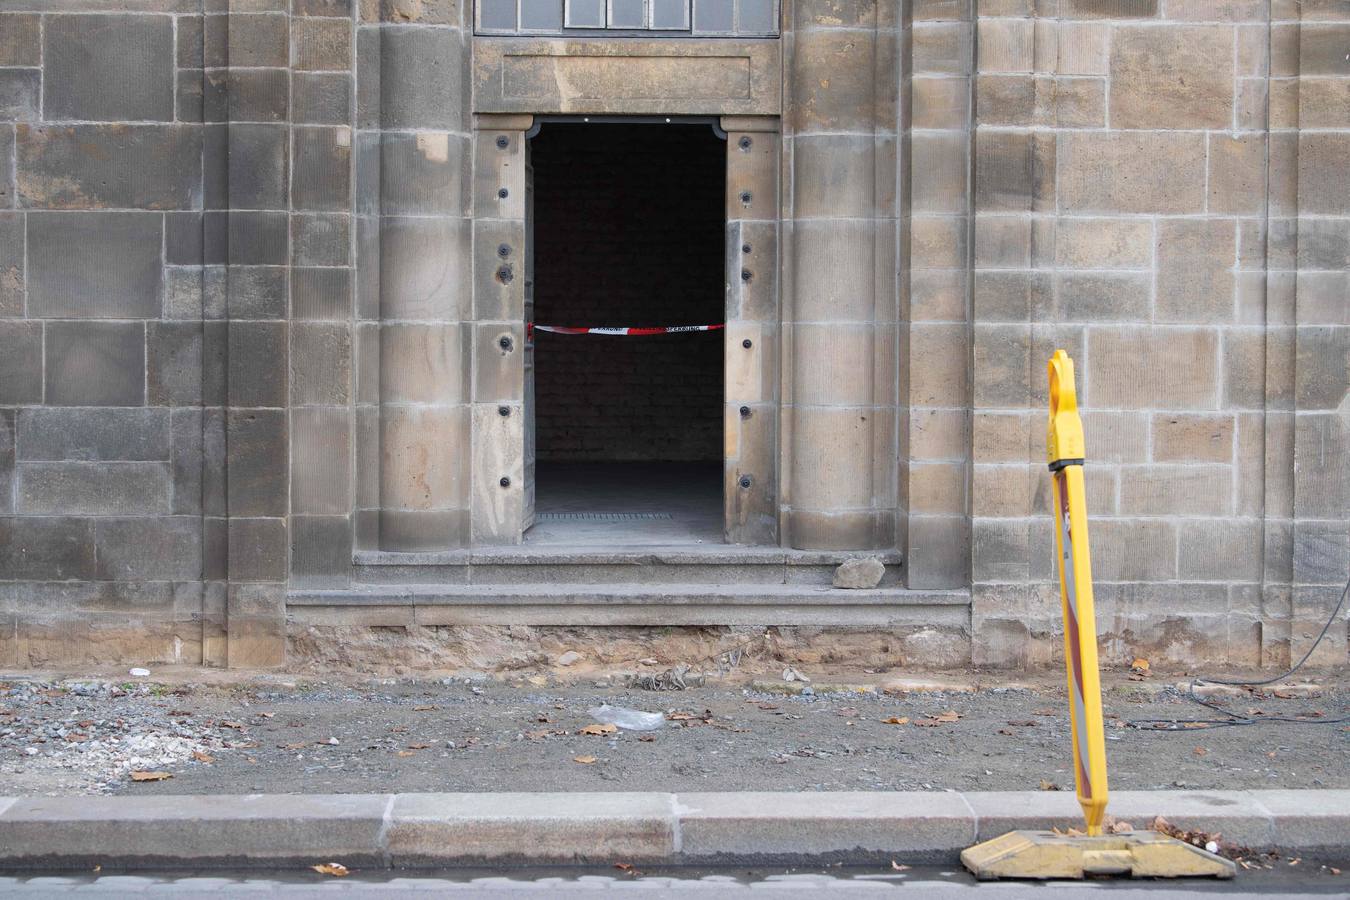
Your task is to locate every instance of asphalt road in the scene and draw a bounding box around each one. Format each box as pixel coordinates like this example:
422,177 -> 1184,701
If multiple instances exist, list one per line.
0,868 -> 1345,897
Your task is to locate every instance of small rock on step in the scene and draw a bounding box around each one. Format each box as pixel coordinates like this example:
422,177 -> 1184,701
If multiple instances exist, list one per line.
832,556 -> 885,589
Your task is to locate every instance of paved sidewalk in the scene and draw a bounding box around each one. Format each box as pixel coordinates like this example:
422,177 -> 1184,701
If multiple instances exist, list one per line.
0,790 -> 1345,871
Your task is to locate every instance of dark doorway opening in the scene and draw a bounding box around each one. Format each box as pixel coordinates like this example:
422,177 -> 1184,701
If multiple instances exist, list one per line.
527,121 -> 726,546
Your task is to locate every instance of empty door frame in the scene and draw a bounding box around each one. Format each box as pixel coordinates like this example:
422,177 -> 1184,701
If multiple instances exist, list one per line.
468,113 -> 780,546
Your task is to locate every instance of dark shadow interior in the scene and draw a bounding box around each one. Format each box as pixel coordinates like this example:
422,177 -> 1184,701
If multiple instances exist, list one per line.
527,122 -> 725,544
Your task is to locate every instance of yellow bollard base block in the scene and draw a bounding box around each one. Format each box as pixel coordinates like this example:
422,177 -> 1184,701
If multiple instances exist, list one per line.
961,831 -> 1237,881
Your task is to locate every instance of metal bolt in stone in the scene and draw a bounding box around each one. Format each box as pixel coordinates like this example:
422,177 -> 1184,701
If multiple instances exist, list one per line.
497,244 -> 512,258
742,243 -> 752,254
498,406 -> 511,417
738,475 -> 753,489
496,136 -> 509,149
739,191 -> 752,205
498,188 -> 509,199
742,339 -> 753,349
739,136 -> 752,150
741,269 -> 753,283
499,335 -> 513,351
739,406 -> 751,419
499,476 -> 511,488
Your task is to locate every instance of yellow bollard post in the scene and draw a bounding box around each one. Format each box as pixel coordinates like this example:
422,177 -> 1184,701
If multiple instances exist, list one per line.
1046,350 -> 1108,836
960,351 -> 1235,881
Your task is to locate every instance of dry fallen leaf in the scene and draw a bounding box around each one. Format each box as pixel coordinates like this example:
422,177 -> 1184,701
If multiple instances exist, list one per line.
413,705 -> 437,712
407,743 -> 430,750
574,755 -> 597,764
580,723 -> 618,736
311,863 -> 349,877
130,771 -> 173,782
1039,779 -> 1060,791
997,728 -> 1015,736
890,861 -> 910,871
667,712 -> 696,721
881,717 -> 910,725
1034,708 -> 1056,716
396,750 -> 417,757
221,720 -> 245,730
1194,746 -> 1208,756
614,862 -> 636,873
637,734 -> 656,743
1006,720 -> 1038,727
935,711 -> 961,723
192,751 -> 215,764
1130,657 -> 1151,675
283,741 -> 308,751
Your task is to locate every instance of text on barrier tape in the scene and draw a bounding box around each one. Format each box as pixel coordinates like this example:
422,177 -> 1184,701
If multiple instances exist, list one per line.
529,323 -> 725,338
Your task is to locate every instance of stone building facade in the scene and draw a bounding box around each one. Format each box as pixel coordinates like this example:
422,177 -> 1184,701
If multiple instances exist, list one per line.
0,0 -> 1346,671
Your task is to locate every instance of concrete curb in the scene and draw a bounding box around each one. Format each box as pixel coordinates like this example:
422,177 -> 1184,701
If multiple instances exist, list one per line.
0,790 -> 1345,870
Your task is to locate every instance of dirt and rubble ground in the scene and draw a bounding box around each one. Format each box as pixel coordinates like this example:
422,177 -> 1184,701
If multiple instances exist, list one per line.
0,668 -> 1346,797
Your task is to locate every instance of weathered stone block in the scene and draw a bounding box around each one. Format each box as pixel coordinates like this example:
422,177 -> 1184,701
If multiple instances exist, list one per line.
18,125 -> 202,210
0,516 -> 95,580
1169,519 -> 1263,583
292,16 -> 352,70
792,134 -> 875,220
381,132 -> 470,216
1053,217 -> 1151,269
973,324 -> 1030,408
227,585 -> 286,668
1050,273 -> 1150,322
170,407 -> 202,515
0,69 -> 38,121
1110,25 -> 1233,128
975,131 -> 1054,213
1298,134 -> 1350,216
911,75 -> 969,129
206,69 -> 288,123
380,324 -> 466,405
1300,24 -> 1350,75
1119,464 -> 1233,516
45,321 -> 145,407
226,408 -> 288,517
380,28 -> 465,130
1062,0 -> 1157,17
977,17 -> 1033,73
228,212 -> 290,266
0,124 -> 13,207
94,516 -> 201,581
0,320 -> 41,404
1208,134 -> 1265,215
1152,413 -> 1235,464
791,220 -> 876,322
1086,327 -> 1218,409
291,407 -> 352,516
292,267 -> 352,320
379,217 -> 470,320
293,72 -> 351,125
226,266 -> 288,319
293,127 -> 352,212
0,410 -> 12,515
27,212 -> 162,318
227,125 -> 289,210
1058,132 -> 1205,214
291,322 -> 352,406
380,405 -> 468,511
911,21 -> 971,75
292,213 -> 350,267
1294,327 -> 1349,411
228,13 -> 289,68
148,322 -> 203,406
16,408 -> 169,462
228,322 -> 288,409
291,515 -> 352,587
227,517 -> 288,582
43,15 -> 174,121
910,131 -> 968,215
17,461 -> 172,515
0,14 -> 40,66
791,30 -> 875,133
1292,521 -> 1350,586
1156,219 -> 1236,323
0,211 -> 23,317
355,27 -> 380,129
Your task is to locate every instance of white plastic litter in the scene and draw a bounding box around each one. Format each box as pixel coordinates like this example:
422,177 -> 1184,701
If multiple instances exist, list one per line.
587,704 -> 665,732
128,668 -> 151,677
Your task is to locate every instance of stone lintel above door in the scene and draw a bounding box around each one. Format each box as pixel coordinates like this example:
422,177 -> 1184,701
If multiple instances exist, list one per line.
472,38 -> 781,116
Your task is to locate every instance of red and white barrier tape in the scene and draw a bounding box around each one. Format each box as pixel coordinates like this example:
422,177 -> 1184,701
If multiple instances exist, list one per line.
529,323 -> 724,337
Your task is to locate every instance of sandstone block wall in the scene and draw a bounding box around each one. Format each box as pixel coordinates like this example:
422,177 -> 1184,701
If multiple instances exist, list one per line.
0,0 -> 1345,671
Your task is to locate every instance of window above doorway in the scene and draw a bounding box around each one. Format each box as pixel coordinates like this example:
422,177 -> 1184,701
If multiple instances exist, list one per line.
476,0 -> 780,37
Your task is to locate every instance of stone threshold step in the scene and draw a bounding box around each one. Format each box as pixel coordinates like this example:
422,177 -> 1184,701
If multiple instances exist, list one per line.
355,547 -> 904,566
288,584 -> 970,627
0,790 -> 1343,870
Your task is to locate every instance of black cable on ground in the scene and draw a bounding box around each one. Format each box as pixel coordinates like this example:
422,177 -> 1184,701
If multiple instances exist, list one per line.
1127,571 -> 1350,731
